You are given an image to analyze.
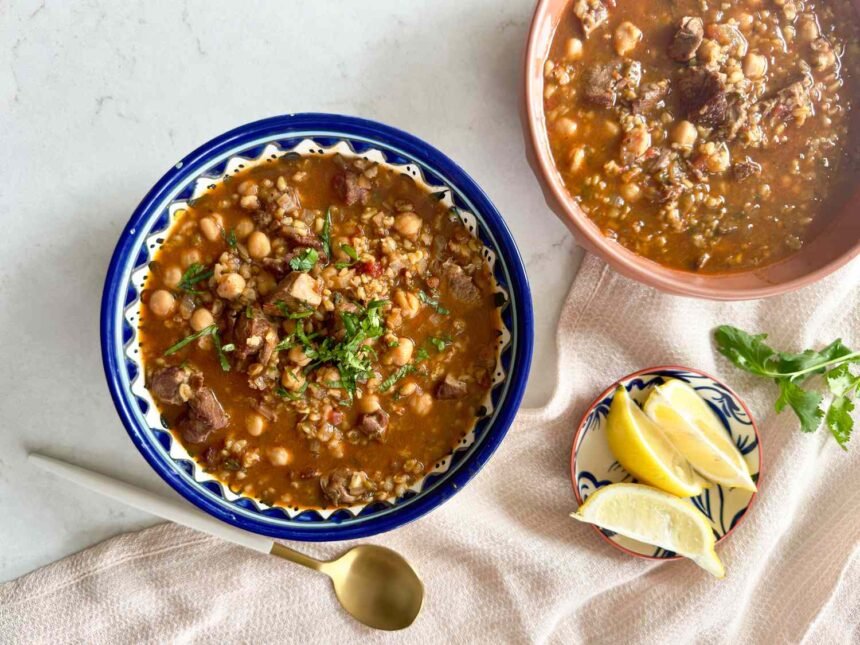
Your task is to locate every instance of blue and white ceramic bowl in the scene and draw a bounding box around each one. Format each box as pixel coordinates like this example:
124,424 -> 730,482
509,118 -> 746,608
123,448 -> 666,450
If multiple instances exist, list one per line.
101,114 -> 534,541
571,366 -> 762,559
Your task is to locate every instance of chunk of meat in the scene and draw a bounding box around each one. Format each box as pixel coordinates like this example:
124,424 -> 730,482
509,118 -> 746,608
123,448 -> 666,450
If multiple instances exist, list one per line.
733,158 -> 762,182
718,94 -> 749,141
573,0 -> 609,39
180,386 -> 228,444
631,81 -> 669,114
264,272 -> 323,314
443,263 -> 483,305
358,409 -> 389,441
584,63 -> 620,108
436,374 -> 468,400
149,366 -> 193,405
668,16 -> 704,62
320,467 -> 375,506
761,76 -> 815,126
678,68 -> 728,127
332,171 -> 371,207
232,308 -> 275,361
283,227 -> 323,251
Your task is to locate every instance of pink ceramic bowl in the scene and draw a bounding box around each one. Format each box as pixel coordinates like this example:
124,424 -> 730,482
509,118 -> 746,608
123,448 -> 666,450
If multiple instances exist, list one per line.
523,0 -> 860,300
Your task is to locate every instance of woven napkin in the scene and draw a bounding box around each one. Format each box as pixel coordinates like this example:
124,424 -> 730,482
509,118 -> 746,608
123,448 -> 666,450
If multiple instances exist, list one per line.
3,254 -> 859,644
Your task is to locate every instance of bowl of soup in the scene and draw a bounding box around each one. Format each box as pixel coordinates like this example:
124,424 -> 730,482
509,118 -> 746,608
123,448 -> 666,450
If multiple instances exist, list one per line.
525,0 -> 860,299
101,114 -> 533,540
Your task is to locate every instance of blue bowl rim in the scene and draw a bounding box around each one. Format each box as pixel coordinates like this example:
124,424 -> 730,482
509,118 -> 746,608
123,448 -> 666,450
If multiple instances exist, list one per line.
100,113 -> 535,541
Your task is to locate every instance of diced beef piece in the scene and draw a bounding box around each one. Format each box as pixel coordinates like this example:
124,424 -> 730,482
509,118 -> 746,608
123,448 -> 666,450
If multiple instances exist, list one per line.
443,262 -> 483,305
320,468 -> 375,506
264,272 -> 323,315
678,68 -> 728,127
631,81 -> 669,114
283,227 -> 323,251
149,366 -> 193,405
232,307 -> 275,361
436,374 -> 468,400
180,386 -> 228,444
668,16 -> 704,62
358,409 -> 389,441
573,0 -> 609,39
733,158 -> 762,182
332,171 -> 371,207
718,95 -> 749,141
761,76 -> 814,126
584,62 -> 621,108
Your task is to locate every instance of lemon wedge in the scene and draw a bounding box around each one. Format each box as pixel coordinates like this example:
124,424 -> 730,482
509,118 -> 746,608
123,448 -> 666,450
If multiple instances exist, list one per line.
606,386 -> 706,497
643,379 -> 757,492
571,483 -> 725,578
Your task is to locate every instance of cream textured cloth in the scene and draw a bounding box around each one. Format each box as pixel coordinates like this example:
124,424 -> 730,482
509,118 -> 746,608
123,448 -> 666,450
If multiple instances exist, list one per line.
3,255 -> 860,644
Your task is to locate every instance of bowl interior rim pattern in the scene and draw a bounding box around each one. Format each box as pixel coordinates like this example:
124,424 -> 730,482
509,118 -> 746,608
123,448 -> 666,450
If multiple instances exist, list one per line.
101,113 -> 534,541
523,0 -> 860,300
569,365 -> 763,561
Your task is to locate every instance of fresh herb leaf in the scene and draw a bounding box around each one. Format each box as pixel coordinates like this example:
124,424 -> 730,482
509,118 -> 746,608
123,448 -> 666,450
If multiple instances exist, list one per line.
177,263 -> 213,294
164,324 -> 217,356
223,228 -> 237,249
429,336 -> 451,352
211,329 -> 231,372
274,334 -> 295,353
417,290 -> 450,315
245,304 -> 253,319
289,248 -> 319,272
415,347 -> 430,362
334,244 -> 361,269
321,208 -> 332,259
387,339 -> 400,348
379,364 -> 416,392
276,382 -> 308,401
715,325 -> 860,446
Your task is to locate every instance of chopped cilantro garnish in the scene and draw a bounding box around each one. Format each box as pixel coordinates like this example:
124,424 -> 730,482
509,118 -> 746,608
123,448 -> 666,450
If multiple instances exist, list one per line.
418,290 -> 449,315
321,208 -> 332,259
379,364 -> 416,393
415,347 -> 430,361
164,323 -> 230,371
177,263 -> 213,294
222,227 -> 237,249
289,248 -> 319,272
429,336 -> 452,352
334,244 -> 360,270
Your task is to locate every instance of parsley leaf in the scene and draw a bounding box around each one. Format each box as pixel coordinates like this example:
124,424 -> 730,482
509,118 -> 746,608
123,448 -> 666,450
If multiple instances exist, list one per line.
334,244 -> 360,270
429,336 -> 451,352
379,364 -> 416,392
321,208 -> 332,259
222,228 -> 237,249
164,324 -> 217,355
289,248 -> 319,272
715,325 -> 860,447
177,263 -> 213,294
417,290 -> 450,315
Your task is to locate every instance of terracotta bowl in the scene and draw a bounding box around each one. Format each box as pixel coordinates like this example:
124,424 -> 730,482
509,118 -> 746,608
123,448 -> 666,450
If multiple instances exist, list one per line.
523,0 -> 860,300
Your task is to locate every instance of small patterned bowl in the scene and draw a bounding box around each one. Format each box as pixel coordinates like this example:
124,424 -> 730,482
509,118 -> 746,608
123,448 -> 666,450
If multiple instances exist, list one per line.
101,114 -> 534,541
571,366 -> 762,559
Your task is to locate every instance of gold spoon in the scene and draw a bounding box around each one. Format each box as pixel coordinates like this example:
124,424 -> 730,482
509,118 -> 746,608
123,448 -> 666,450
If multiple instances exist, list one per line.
29,453 -> 424,631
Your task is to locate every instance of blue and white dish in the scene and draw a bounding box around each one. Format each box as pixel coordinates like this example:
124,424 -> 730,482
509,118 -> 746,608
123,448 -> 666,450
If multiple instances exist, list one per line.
571,366 -> 761,559
101,114 -> 534,541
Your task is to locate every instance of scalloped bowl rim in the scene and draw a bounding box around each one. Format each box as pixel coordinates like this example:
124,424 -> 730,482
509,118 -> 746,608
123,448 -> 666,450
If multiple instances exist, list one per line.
569,365 -> 763,561
101,113 -> 534,541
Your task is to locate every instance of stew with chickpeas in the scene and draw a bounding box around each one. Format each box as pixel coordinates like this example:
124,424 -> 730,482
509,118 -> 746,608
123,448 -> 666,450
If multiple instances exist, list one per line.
544,0 -> 860,272
139,153 -> 502,510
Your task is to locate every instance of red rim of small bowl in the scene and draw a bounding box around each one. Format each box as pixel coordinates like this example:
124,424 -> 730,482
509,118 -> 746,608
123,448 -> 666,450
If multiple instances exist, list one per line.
569,365 -> 764,561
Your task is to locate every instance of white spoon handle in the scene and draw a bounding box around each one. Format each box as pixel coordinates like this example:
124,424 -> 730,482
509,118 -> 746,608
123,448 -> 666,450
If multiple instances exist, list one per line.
29,453 -> 273,554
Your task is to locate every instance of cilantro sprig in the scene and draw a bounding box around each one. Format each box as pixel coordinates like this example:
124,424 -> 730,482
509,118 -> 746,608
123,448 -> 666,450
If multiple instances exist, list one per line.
321,208 -> 332,259
417,290 -> 449,315
163,323 -> 232,372
289,248 -> 319,272
177,263 -> 213,294
334,244 -> 360,270
714,325 -> 860,449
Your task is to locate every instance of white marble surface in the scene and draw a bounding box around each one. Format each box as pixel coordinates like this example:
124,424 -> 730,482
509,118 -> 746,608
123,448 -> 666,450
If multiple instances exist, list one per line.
0,0 -> 583,582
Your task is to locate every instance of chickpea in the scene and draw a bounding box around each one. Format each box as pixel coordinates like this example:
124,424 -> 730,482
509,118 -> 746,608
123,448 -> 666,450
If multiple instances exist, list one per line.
287,345 -> 311,367
235,217 -> 255,240
247,231 -> 271,259
199,216 -> 221,242
614,21 -> 642,57
267,446 -> 291,467
245,413 -> 266,437
148,290 -> 175,317
281,366 -> 306,391
399,382 -> 418,397
358,394 -> 381,414
410,393 -> 433,416
385,338 -> 414,367
240,195 -> 260,210
394,212 -> 423,240
705,143 -> 731,174
554,117 -> 578,138
671,120 -> 698,148
190,307 -> 214,331
798,16 -> 819,42
698,39 -> 721,64
620,182 -> 641,203
256,271 -> 277,297
565,37 -> 583,61
162,265 -> 182,289
393,289 -> 421,318
180,248 -> 202,269
743,52 -> 768,79
237,180 -> 258,196
217,273 -> 246,300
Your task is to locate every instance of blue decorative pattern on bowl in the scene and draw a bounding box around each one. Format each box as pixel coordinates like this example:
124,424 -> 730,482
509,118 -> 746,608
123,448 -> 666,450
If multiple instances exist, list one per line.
571,367 -> 761,559
101,114 -> 534,541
